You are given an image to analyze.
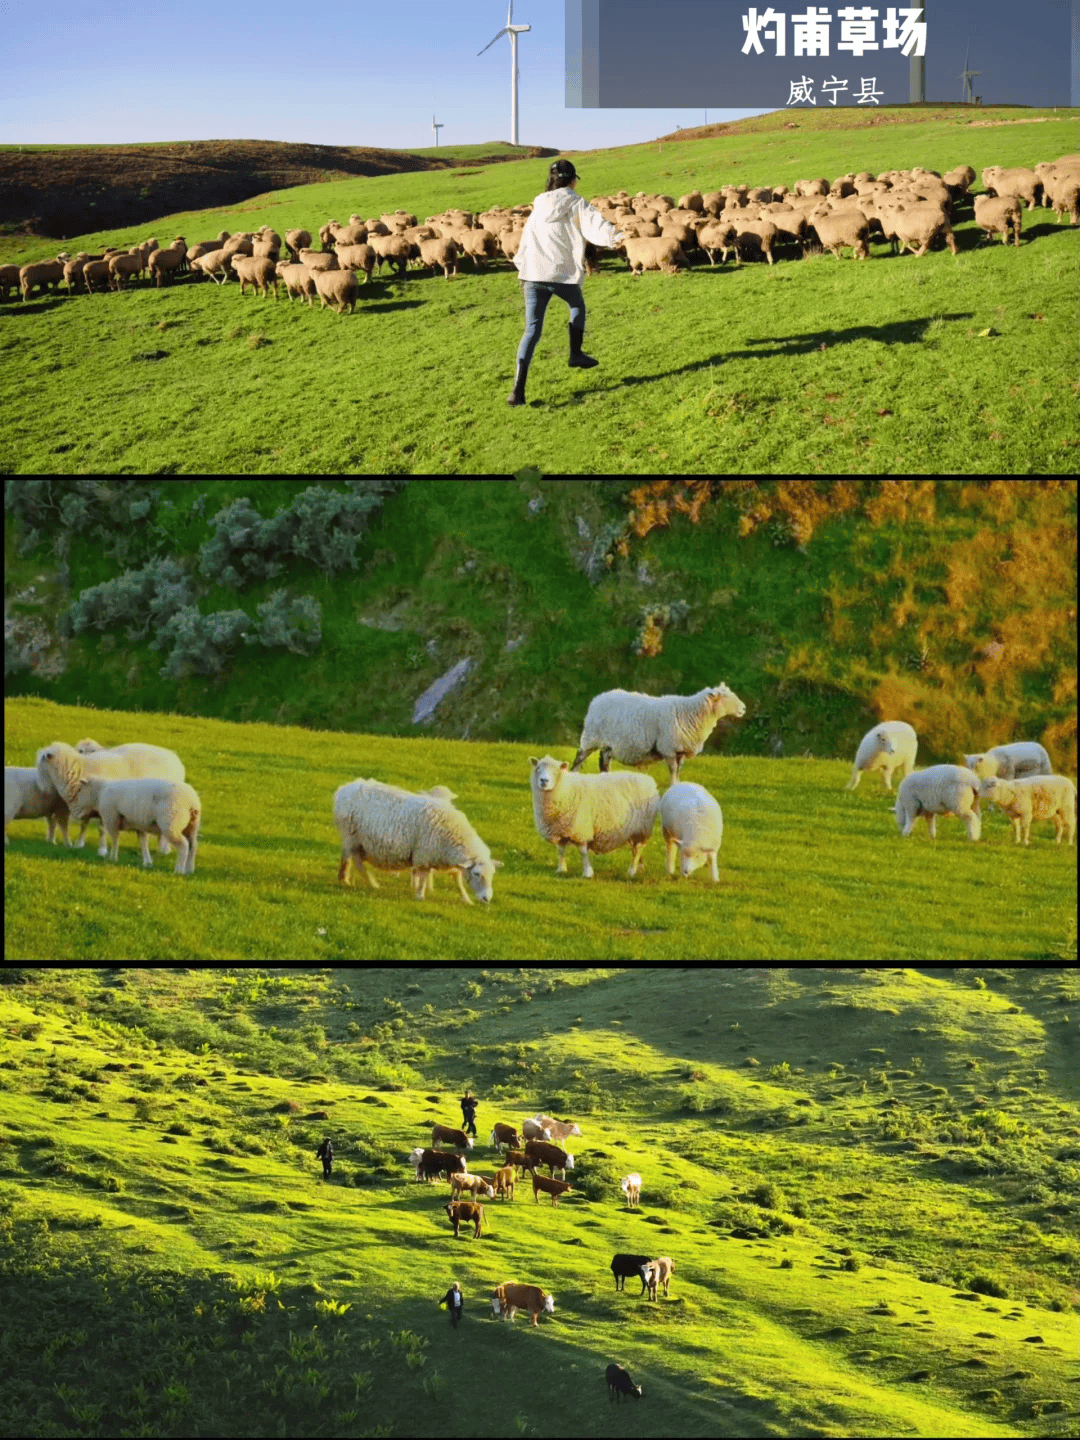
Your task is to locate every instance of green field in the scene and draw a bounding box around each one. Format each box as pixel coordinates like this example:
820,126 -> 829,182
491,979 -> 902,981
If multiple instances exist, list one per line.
1,108 -> 1076,474
0,966 -> 1076,1439
4,695 -> 1076,961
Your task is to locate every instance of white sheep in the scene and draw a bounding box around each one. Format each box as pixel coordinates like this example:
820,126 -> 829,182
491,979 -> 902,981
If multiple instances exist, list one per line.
530,755 -> 658,878
66,776 -> 201,873
5,765 -> 71,847
978,775 -> 1076,846
964,742 -> 1052,781
38,740 -> 186,855
659,781 -> 723,882
845,721 -> 918,792
571,685 -> 746,786
333,778 -> 501,905
894,765 -> 982,842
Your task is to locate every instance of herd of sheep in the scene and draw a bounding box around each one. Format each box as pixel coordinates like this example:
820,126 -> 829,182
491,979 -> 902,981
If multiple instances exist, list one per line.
7,687 -> 1074,892
3,151 -> 1077,313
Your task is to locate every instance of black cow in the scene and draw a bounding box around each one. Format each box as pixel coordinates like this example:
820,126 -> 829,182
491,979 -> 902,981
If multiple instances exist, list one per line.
610,1253 -> 651,1293
606,1363 -> 643,1402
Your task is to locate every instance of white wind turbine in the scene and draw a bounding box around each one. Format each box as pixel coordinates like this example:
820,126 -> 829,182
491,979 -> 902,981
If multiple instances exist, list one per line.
958,41 -> 981,104
478,0 -> 531,148
431,114 -> 444,146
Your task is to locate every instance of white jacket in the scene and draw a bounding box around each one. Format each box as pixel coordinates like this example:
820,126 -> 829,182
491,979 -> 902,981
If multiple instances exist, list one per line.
513,187 -> 623,285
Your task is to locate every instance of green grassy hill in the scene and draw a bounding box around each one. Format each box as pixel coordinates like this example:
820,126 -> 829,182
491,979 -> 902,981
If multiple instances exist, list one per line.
1,107 -> 1076,474
1,967 -> 1076,1438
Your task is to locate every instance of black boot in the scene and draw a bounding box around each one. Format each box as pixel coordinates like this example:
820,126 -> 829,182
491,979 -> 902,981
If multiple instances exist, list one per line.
568,323 -> 599,369
507,358 -> 529,406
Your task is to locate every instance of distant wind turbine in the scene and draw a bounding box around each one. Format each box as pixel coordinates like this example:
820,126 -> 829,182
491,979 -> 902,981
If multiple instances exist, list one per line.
431,114 -> 444,146
958,42 -> 981,104
478,0 -> 531,148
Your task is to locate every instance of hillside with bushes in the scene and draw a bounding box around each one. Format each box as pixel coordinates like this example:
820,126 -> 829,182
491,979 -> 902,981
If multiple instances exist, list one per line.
5,480 -> 1076,774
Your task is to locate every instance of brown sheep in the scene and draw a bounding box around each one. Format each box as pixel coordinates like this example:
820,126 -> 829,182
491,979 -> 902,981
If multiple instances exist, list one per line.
62,257 -> 88,293
275,261 -> 318,306
108,252 -> 144,290
457,228 -> 498,269
189,249 -> 235,285
889,202 -> 958,258
82,258 -> 114,293
809,208 -> 870,260
148,245 -> 185,287
982,166 -> 1041,209
298,248 -> 340,272
973,194 -> 1022,248
18,256 -> 67,300
696,219 -> 737,266
733,217 -> 778,265
621,236 -> 690,275
231,254 -> 279,299
313,267 -> 358,315
334,243 -> 376,284
284,228 -> 311,262
368,233 -> 411,277
418,236 -> 459,281
0,262 -> 23,300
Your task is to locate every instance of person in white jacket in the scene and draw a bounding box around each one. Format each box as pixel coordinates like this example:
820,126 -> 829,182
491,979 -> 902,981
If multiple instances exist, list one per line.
508,158 -> 624,407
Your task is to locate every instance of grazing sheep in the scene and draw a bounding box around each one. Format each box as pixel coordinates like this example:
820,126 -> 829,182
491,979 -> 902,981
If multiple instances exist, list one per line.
284,228 -> 312,262
973,194 -> 1023,248
572,684 -> 746,785
5,766 -> 71,848
982,166 -> 1042,210
809,208 -> 870,259
275,261 -> 318,306
660,781 -> 723,882
148,245 -> 185,287
894,765 -> 982,842
621,236 -> 691,275
964,742 -> 1052,781
189,249 -> 234,284
19,256 -> 67,300
333,777 -> 501,904
313,267 -> 358,315
620,1173 -> 642,1209
530,755 -> 658,879
37,740 -> 186,854
66,776 -> 200,873
62,257 -> 88,293
845,721 -> 918,792
978,775 -> 1076,846
419,235 -> 460,280
298,248 -> 339,272
334,243 -> 376,284
231,254 -> 279,300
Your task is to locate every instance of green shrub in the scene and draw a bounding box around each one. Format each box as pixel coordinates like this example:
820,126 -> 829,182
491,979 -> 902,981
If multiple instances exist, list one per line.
59,556 -> 193,641
750,1181 -> 786,1211
969,1273 -> 1009,1298
842,1256 -> 862,1272
151,605 -> 252,680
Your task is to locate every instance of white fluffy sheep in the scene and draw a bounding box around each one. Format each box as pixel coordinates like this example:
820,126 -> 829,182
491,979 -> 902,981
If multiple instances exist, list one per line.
964,742 -> 1051,781
659,781 -> 723,882
572,685 -> 746,786
38,740 -> 186,854
845,721 -> 918,792
66,776 -> 201,872
894,765 -> 982,841
5,765 -> 71,847
530,755 -> 658,879
333,779 -> 501,904
978,775 -> 1076,846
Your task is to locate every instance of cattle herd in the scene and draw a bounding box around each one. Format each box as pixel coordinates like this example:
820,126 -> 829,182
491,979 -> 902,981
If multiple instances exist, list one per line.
408,1111 -> 666,1401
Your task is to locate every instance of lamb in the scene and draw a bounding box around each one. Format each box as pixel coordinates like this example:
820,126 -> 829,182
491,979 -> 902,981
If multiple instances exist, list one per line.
313,267 -> 358,315
19,256 -> 67,300
963,742 -> 1052,781
5,766 -> 71,848
572,684 -> 746,785
419,236 -> 460,280
982,166 -> 1042,210
275,261 -> 318,306
65,776 -> 201,873
621,236 -> 690,275
660,781 -> 723,882
845,721 -> 918,792
978,775 -> 1076,847
231,254 -> 279,300
973,194 -> 1022,248
298,248 -> 339,272
334,243 -> 376,284
284,228 -> 312,262
894,765 -> 982,842
38,740 -> 186,853
809,208 -> 870,259
529,755 -> 659,879
333,777 -> 501,904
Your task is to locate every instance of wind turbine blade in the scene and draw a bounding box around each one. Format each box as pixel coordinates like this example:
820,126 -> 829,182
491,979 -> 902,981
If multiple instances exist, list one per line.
507,0 -> 513,25
478,27 -> 509,56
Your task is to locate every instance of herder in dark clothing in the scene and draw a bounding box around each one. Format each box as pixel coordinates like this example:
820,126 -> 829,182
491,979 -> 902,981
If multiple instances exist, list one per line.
460,1090 -> 478,1138
438,1281 -> 464,1329
315,1137 -> 334,1180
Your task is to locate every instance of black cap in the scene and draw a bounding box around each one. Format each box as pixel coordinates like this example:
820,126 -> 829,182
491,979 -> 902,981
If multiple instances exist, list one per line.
549,158 -> 578,183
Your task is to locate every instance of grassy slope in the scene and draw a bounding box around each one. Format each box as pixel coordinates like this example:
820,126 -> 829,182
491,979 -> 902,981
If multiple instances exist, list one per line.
6,480 -> 1077,777
1,109 -> 1076,475
4,696 -> 1076,961
0,966 -> 1076,1439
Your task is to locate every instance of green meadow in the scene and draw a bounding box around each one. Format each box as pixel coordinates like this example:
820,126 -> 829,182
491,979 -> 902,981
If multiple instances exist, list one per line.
1,108 -> 1076,474
0,966 -> 1076,1438
4,695 -> 1076,961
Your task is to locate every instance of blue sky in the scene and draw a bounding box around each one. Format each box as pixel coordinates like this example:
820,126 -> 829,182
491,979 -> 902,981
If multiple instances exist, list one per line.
1,1 -> 1074,151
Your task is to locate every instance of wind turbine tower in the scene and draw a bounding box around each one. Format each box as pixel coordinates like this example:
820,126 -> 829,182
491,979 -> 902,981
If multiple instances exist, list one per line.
958,43 -> 981,104
479,0 -> 531,147
431,114 -> 444,146
909,0 -> 925,102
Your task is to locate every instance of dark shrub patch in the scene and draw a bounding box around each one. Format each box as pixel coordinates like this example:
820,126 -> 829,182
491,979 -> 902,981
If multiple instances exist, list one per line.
970,1274 -> 1009,1298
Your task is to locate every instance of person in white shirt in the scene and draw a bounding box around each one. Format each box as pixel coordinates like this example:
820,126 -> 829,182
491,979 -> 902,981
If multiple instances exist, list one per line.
508,158 -> 624,407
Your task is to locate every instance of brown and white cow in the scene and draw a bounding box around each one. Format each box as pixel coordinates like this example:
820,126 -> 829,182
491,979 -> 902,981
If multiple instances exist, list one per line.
524,1137 -> 574,1180
490,1122 -> 522,1152
493,1165 -> 515,1201
432,1123 -> 473,1151
532,1174 -> 573,1207
490,1281 -> 555,1325
418,1148 -> 468,1182
445,1200 -> 484,1238
522,1117 -> 553,1142
450,1172 -> 495,1200
644,1256 -> 675,1300
620,1173 -> 642,1208
505,1148 -> 537,1177
532,1114 -> 582,1143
